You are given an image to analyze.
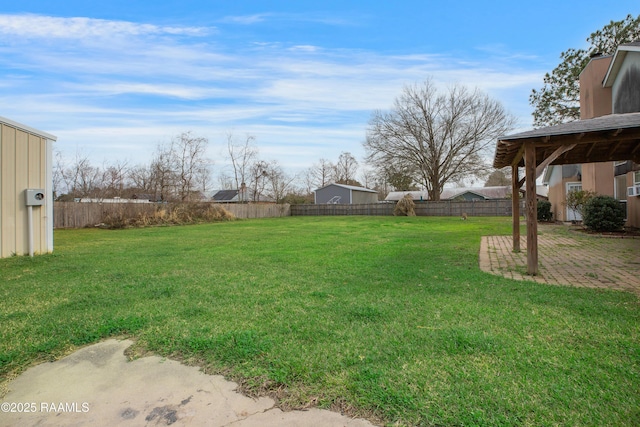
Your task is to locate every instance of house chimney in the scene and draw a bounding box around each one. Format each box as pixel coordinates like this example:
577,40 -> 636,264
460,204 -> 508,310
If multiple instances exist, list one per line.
579,55 -> 613,119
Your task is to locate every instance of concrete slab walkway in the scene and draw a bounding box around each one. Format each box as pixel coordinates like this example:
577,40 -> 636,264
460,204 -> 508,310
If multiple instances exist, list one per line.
480,223 -> 640,294
1,339 -> 375,427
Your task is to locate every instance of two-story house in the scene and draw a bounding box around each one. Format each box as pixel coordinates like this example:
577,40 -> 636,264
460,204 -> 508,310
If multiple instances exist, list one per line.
543,42 -> 640,226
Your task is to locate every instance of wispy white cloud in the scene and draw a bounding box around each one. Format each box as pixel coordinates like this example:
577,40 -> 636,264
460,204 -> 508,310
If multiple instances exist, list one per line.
220,12 -> 357,27
0,14 -> 212,39
220,14 -> 271,25
74,82 -> 228,100
1,13 -> 545,173
288,45 -> 321,53
474,43 -> 541,61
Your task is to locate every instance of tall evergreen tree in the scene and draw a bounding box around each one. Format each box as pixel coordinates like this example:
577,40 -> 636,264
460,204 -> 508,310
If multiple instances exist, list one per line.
529,14 -> 640,127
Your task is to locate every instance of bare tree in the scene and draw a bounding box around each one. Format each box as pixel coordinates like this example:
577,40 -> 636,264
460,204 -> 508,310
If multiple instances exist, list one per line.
101,160 -> 129,198
194,165 -> 212,196
61,150 -> 102,198
359,167 -> 378,190
359,167 -> 389,199
53,133 -> 210,202
148,132 -> 210,202
308,158 -> 334,188
364,79 -> 515,200
300,168 -> 316,196
150,143 -> 177,202
333,152 -> 359,185
248,160 -> 269,202
54,153 -> 130,200
129,164 -> 156,196
216,172 -> 235,190
52,150 -> 65,199
265,160 -> 295,204
172,132 -> 209,201
227,133 -> 257,191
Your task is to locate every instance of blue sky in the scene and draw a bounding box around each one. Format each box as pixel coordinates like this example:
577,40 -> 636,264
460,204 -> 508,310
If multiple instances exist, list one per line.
1,1 -> 639,180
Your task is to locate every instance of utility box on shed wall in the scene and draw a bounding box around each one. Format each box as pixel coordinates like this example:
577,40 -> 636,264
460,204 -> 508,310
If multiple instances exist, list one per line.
0,117 -> 56,257
25,189 -> 46,206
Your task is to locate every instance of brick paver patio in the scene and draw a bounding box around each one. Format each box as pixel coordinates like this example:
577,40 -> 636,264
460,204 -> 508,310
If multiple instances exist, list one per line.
480,223 -> 640,295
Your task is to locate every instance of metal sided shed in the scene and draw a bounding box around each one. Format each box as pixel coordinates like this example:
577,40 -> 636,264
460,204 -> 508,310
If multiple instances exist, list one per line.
314,183 -> 378,204
0,116 -> 57,257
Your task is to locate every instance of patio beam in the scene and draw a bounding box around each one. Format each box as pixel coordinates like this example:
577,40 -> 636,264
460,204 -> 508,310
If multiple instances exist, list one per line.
511,164 -> 520,252
525,143 -> 538,275
535,144 -> 577,177
516,143 -> 578,189
510,144 -> 525,167
608,140 -> 625,160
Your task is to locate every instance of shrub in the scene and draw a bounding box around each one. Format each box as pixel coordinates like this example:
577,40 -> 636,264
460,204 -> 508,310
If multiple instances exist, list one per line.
564,189 -> 596,221
101,202 -> 235,228
394,194 -> 416,216
583,195 -> 625,232
537,200 -> 553,222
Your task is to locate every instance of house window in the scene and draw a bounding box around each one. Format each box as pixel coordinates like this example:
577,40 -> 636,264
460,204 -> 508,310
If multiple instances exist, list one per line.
566,182 -> 582,193
635,171 -> 640,184
615,175 -> 627,201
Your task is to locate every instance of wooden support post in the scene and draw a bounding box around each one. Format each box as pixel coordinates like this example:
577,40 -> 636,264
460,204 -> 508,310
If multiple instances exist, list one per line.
511,164 -> 520,252
524,143 -> 538,275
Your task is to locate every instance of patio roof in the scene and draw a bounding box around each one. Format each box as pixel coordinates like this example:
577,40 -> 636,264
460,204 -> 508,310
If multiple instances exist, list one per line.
493,112 -> 640,168
492,112 -> 640,276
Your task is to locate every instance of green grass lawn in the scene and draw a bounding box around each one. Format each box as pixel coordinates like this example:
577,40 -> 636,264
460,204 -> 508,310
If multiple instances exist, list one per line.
1,216 -> 638,426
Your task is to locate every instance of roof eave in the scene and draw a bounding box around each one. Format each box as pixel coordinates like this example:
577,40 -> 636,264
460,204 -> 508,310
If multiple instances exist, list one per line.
603,50 -> 626,87
603,44 -> 640,87
0,115 -> 58,141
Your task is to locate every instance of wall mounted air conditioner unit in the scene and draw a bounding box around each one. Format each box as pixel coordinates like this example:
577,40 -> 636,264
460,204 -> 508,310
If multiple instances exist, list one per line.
628,184 -> 640,197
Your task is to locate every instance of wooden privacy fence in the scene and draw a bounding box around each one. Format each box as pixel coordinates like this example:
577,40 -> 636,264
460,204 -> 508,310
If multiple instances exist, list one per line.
414,199 -> 522,217
291,203 -> 394,216
291,199 -> 523,217
54,202 -> 154,228
54,202 -> 290,228
55,199 -> 521,227
223,203 -> 290,219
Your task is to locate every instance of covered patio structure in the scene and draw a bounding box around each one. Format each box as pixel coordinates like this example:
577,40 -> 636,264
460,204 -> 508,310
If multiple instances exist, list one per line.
493,112 -> 640,275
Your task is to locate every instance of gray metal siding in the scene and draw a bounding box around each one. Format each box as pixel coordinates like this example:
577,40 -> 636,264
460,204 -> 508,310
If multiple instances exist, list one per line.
315,185 -> 351,204
352,190 -> 378,204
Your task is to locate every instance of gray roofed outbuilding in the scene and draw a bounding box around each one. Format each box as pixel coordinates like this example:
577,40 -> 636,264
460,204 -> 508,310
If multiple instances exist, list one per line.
314,183 -> 378,204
